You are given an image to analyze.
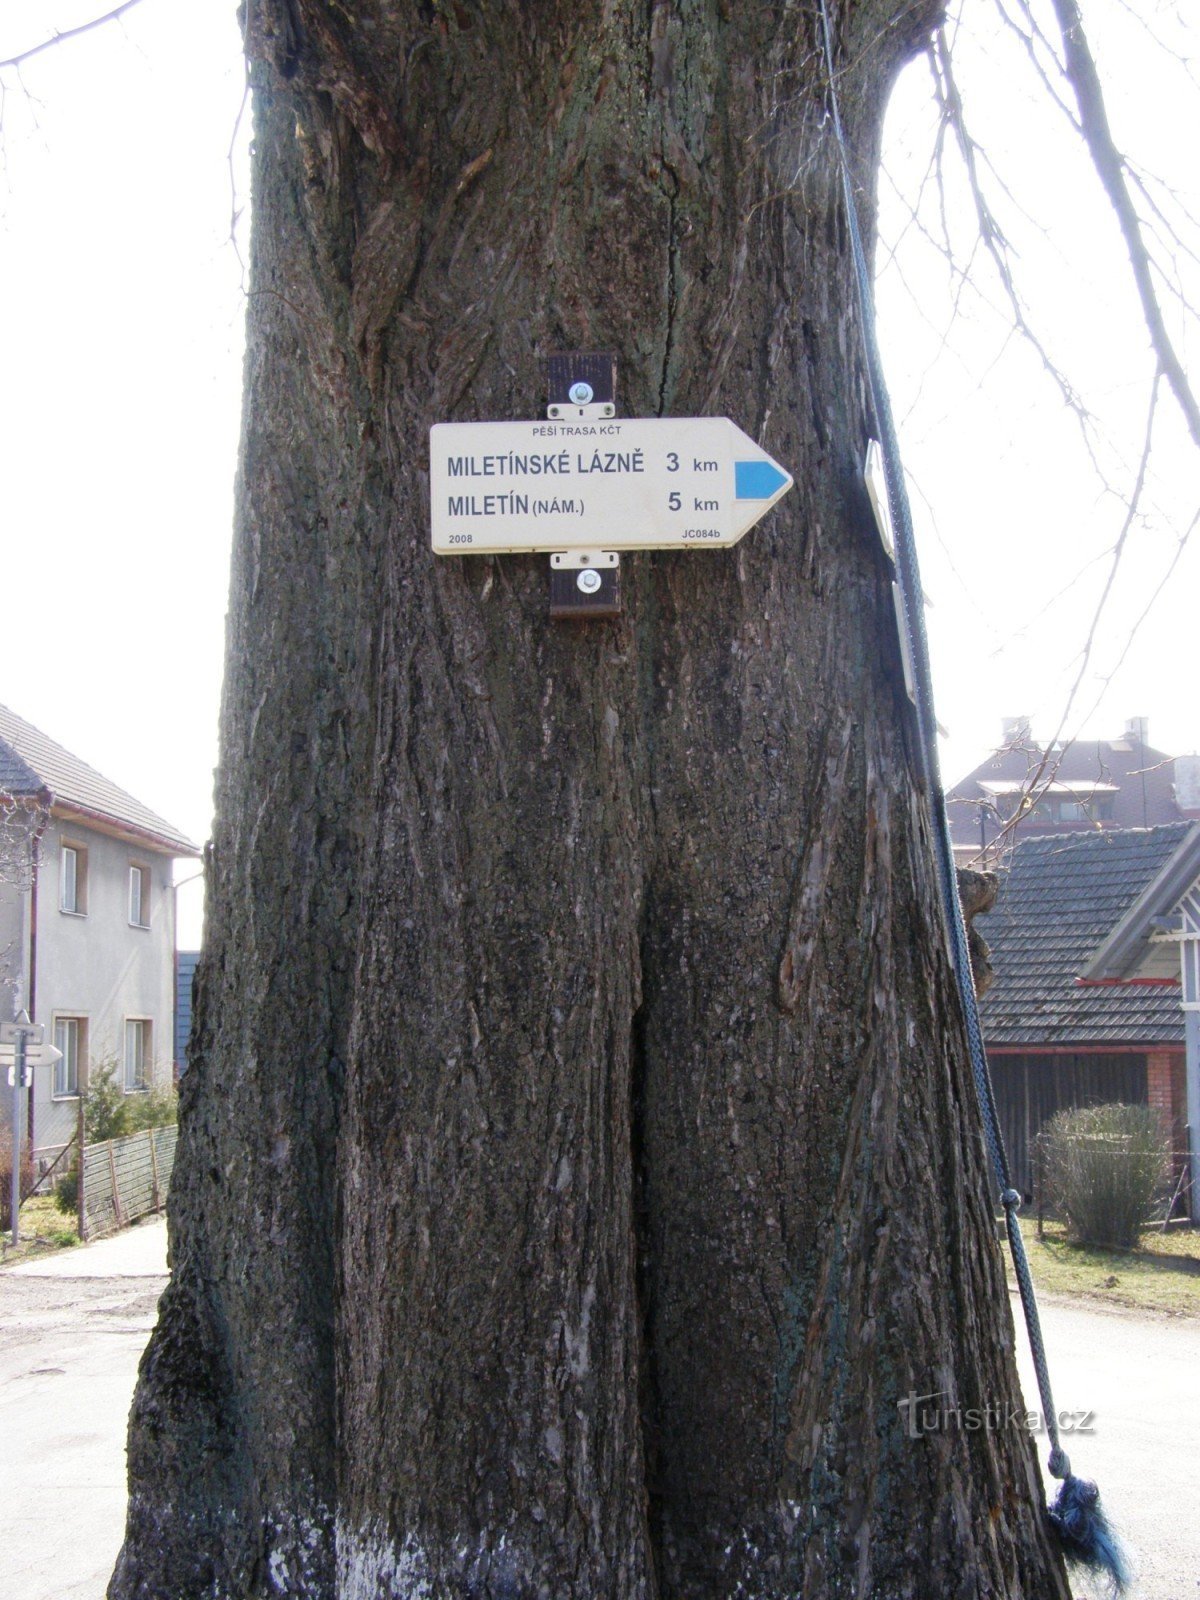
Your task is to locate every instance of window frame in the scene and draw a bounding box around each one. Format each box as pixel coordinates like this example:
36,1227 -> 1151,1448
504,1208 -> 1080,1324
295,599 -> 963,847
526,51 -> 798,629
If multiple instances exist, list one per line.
53,1014 -> 87,1099
59,840 -> 89,915
123,1017 -> 152,1094
128,863 -> 151,928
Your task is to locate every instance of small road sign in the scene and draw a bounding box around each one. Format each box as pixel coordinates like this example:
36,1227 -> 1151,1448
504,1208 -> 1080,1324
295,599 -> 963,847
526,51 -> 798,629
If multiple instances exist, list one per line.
1,1013 -> 59,1083
6,1011 -> 59,1245
0,1018 -> 43,1046
430,416 -> 792,555
1,1042 -> 61,1070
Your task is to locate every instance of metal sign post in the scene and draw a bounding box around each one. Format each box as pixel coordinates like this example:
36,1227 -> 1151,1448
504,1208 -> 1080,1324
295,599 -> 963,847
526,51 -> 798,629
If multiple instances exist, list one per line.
2,1012 -> 61,1246
11,1028 -> 26,1246
3,1014 -> 38,1247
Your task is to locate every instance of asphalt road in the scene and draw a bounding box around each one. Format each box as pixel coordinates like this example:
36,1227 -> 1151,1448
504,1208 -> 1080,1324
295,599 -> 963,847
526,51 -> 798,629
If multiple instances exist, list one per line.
1013,1297 -> 1200,1600
1,1221 -> 1197,1600
1,1220 -> 167,1600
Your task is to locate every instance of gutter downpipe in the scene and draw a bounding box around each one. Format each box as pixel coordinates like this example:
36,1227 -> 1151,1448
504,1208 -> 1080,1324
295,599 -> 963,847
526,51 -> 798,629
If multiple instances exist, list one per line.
26,801 -> 49,1160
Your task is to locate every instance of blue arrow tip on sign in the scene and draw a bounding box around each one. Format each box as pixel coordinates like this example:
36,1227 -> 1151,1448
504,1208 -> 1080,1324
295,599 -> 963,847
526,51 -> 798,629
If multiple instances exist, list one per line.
735,460 -> 790,499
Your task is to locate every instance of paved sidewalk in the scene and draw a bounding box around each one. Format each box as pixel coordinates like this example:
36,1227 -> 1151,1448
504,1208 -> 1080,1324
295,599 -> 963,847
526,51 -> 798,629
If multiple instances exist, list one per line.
1013,1296 -> 1200,1600
7,1216 -> 168,1278
1,1219 -> 169,1600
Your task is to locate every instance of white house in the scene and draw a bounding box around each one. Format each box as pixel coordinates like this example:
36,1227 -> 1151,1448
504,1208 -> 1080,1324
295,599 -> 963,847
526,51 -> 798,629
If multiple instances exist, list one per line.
0,702 -> 200,1171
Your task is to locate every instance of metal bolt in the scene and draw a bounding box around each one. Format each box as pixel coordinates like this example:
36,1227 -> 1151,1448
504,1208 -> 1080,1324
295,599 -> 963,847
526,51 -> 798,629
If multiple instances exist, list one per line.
577,568 -> 602,594
568,382 -> 594,405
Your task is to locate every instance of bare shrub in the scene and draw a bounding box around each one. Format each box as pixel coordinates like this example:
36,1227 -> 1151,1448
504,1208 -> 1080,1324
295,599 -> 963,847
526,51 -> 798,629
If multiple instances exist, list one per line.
1040,1104 -> 1171,1249
0,1145 -> 36,1231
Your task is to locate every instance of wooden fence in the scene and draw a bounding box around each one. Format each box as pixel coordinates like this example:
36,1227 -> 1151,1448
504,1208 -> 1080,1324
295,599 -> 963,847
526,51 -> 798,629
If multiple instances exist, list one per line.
987,1051 -> 1148,1199
81,1125 -> 177,1238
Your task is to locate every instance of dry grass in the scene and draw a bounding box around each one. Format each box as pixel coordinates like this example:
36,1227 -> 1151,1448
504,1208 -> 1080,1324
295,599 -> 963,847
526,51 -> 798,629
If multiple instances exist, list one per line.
1137,1223 -> 1200,1262
0,1193 -> 80,1268
1011,1219 -> 1200,1318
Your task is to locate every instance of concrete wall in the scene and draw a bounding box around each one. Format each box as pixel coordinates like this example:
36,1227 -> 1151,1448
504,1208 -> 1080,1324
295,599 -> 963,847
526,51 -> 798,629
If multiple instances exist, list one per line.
32,821 -> 177,1160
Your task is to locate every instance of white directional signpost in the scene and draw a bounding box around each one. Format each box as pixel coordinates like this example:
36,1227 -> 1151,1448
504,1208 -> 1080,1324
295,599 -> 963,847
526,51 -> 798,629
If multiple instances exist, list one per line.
429,353 -> 794,618
1,1012 -> 62,1245
430,416 -> 792,555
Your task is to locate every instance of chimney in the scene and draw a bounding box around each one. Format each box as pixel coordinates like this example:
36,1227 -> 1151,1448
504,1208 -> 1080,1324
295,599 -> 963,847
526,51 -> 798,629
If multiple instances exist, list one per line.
1125,716 -> 1149,748
1175,753 -> 1200,818
1001,715 -> 1031,746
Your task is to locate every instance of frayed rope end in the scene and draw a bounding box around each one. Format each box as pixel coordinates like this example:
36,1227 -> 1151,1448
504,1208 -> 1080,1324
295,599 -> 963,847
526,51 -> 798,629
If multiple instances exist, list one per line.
1048,1474 -> 1130,1595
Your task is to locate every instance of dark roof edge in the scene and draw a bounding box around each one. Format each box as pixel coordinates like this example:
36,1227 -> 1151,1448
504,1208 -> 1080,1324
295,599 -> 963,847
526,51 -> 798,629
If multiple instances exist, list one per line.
1082,822 -> 1200,979
52,799 -> 202,859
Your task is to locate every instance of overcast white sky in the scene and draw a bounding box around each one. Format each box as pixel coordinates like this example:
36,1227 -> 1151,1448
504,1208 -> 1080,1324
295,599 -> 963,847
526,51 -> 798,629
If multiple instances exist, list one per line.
0,1 -> 1196,948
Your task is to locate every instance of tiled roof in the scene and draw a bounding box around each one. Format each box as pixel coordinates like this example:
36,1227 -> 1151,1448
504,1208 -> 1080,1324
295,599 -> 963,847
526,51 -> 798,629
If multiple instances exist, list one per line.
979,824 -> 1193,1046
0,702 -> 199,857
0,734 -> 46,798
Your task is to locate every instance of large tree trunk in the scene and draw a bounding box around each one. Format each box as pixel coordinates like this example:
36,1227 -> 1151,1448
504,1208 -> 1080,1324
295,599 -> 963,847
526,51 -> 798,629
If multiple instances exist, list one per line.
113,5 -> 1071,1597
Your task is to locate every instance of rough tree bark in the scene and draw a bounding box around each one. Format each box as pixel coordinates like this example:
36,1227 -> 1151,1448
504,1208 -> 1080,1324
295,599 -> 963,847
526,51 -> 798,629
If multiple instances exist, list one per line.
113,4 -> 1071,1597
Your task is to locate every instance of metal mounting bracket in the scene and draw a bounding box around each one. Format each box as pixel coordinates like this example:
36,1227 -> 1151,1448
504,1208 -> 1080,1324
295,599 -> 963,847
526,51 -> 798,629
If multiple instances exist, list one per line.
545,352 -> 623,620
546,400 -> 616,423
549,550 -> 621,619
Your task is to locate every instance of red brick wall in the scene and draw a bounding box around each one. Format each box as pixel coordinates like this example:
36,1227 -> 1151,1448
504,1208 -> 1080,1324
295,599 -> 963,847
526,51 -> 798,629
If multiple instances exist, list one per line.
1146,1049 -> 1183,1132
1147,1050 -> 1188,1207
1152,1049 -> 1177,1126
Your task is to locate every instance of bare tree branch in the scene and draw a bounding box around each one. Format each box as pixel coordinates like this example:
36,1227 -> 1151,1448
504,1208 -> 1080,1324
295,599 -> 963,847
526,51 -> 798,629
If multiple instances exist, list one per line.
1078,502 -> 1200,726
1049,0 -> 1200,450
1109,0 -> 1200,91
987,542 -> 1113,657
993,0 -> 1077,124
968,373 -> 1173,864
929,28 -> 1097,444
1125,163 -> 1200,272
0,2 -> 146,74
1041,372 -> 1159,749
987,373 -> 1162,855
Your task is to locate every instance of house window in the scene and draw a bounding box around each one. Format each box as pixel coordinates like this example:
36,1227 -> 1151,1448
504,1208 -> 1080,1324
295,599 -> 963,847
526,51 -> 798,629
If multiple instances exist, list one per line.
129,864 -> 151,927
60,842 -> 88,914
53,1016 -> 87,1098
124,1019 -> 151,1093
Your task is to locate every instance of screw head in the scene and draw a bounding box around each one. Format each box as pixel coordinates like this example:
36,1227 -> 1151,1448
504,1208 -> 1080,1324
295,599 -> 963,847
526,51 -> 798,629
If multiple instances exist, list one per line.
577,567 -> 602,594
568,381 -> 594,405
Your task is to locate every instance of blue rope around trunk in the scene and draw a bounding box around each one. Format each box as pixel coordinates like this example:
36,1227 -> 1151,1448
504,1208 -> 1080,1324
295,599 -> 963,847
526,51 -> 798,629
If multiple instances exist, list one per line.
814,2 -> 1127,1589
